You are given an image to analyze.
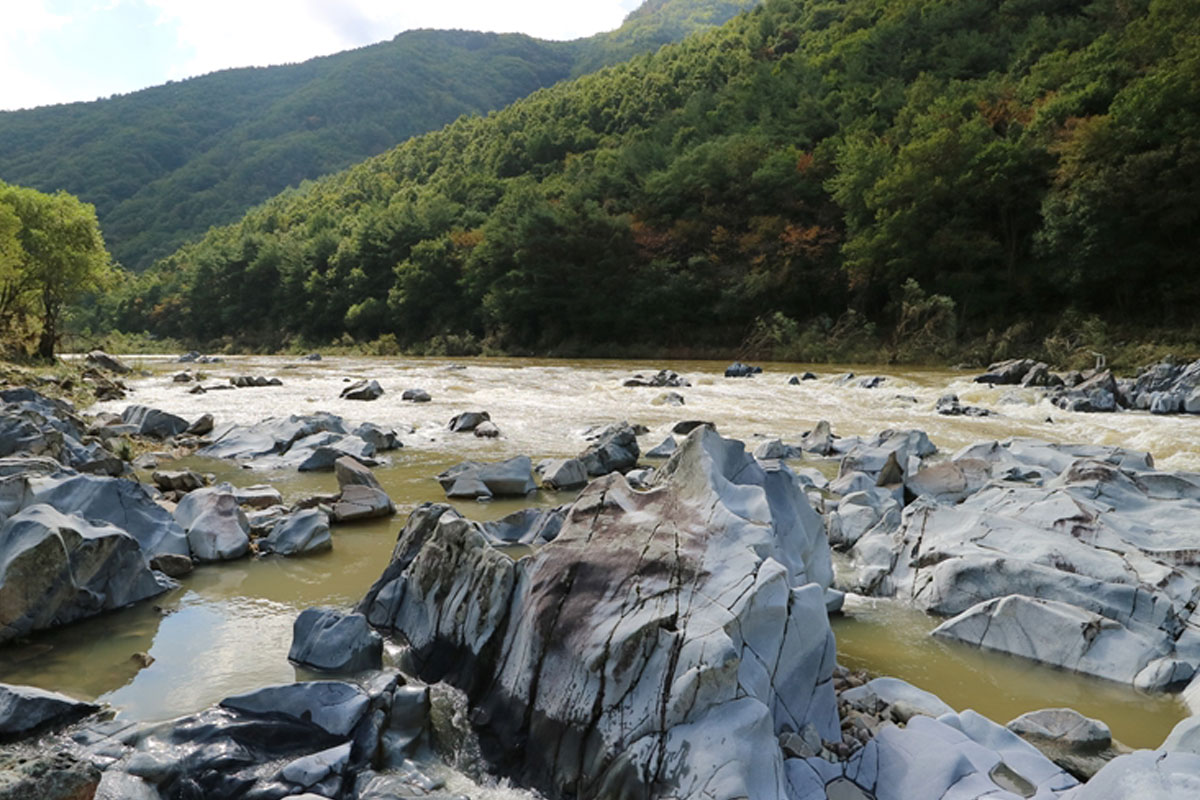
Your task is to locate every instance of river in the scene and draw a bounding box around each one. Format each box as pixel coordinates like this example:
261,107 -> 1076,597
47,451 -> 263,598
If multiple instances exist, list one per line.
2,355 -> 1194,749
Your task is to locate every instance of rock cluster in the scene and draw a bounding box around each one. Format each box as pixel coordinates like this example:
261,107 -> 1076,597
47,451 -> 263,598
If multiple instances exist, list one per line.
848,435 -> 1200,690
623,368 -> 689,387
199,413 -> 400,470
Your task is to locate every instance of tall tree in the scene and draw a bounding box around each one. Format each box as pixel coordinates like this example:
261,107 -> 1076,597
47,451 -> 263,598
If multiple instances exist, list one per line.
0,183 -> 113,359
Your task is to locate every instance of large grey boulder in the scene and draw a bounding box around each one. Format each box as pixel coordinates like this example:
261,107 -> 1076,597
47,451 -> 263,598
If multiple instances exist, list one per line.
331,485 -> 395,523
538,458 -> 588,490
288,608 -> 382,672
173,485 -> 250,562
360,427 -> 837,800
436,456 -> 536,499
334,455 -> 382,490
0,683 -> 99,740
0,505 -> 175,643
198,413 -> 348,462
1007,708 -> 1115,780
121,405 -> 189,438
26,472 -> 190,557
577,421 -> 639,476
262,509 -> 332,555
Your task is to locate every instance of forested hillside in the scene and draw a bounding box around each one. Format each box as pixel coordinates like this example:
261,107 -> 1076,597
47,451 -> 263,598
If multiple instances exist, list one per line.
0,0 -> 757,271
107,0 -> 1199,359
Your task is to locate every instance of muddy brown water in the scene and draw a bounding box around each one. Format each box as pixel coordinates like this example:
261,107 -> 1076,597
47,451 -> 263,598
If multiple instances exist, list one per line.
3,355 -> 1194,748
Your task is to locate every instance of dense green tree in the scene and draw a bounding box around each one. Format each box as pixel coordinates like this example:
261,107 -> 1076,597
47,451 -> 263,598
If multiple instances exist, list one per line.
0,183 -> 113,358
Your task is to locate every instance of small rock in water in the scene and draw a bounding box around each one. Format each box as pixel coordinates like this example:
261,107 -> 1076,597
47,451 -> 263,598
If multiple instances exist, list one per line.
724,361 -> 761,378
340,379 -> 383,401
130,652 -> 155,668
401,388 -> 431,403
448,411 -> 490,433
474,420 -> 501,438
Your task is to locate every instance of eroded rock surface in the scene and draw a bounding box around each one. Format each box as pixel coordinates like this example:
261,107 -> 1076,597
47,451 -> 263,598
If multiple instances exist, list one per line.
360,427 -> 838,800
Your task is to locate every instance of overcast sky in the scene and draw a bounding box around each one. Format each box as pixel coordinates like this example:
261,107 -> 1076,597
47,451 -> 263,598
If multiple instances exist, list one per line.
1,0 -> 645,111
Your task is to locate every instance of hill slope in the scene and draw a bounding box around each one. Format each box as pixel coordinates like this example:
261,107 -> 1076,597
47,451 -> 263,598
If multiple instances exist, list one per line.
0,0 -> 759,271
111,0 -> 1199,358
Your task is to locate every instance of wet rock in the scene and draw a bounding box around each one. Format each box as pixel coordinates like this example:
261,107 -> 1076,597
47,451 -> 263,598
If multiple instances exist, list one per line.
173,485 -> 251,562
724,361 -> 762,377
199,414 -> 349,461
331,485 -> 395,523
301,353 -> 322,362
233,484 -> 283,509
936,393 -> 992,417
230,375 -> 282,388
340,379 -> 383,401
288,608 -> 382,672
1007,708 -> 1116,780
0,684 -> 99,741
220,681 -> 370,738
185,413 -> 214,436
352,422 -> 402,452
653,391 -> 686,407
624,369 -> 689,388
333,455 -> 381,491
1021,362 -> 1062,388
473,420 -> 501,438
448,411 -> 491,433
645,436 -> 677,459
0,748 -> 101,799
577,421 -> 640,476
85,350 -> 131,374
360,427 -> 837,800
975,358 -> 1037,385
152,469 -> 204,493
263,509 -> 332,555
538,458 -> 588,490
172,372 -> 192,383
94,771 -> 161,799
1052,370 -> 1119,413
0,505 -> 176,643
121,405 -> 189,439
858,375 -> 886,389
401,388 -> 431,403
436,456 -> 536,499
150,553 -> 193,578
670,419 -> 713,436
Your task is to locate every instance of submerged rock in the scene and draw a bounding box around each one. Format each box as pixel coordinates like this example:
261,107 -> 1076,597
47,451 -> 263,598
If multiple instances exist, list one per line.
360,427 -> 837,800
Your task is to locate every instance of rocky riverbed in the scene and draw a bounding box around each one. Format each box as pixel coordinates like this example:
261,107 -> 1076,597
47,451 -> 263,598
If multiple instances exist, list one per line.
0,353 -> 1199,799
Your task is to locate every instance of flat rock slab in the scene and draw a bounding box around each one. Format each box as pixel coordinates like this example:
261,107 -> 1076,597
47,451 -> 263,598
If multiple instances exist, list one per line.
220,681 -> 369,737
0,684 -> 99,741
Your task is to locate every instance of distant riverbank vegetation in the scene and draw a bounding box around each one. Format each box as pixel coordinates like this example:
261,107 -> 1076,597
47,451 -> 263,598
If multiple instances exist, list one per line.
58,0 -> 1200,369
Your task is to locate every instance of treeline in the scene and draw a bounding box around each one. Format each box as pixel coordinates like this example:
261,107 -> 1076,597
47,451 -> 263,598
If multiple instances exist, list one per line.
0,0 -> 757,272
101,0 -> 1199,359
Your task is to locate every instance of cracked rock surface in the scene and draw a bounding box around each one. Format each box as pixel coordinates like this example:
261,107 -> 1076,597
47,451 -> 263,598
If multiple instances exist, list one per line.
849,436 -> 1200,689
360,426 -> 839,800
